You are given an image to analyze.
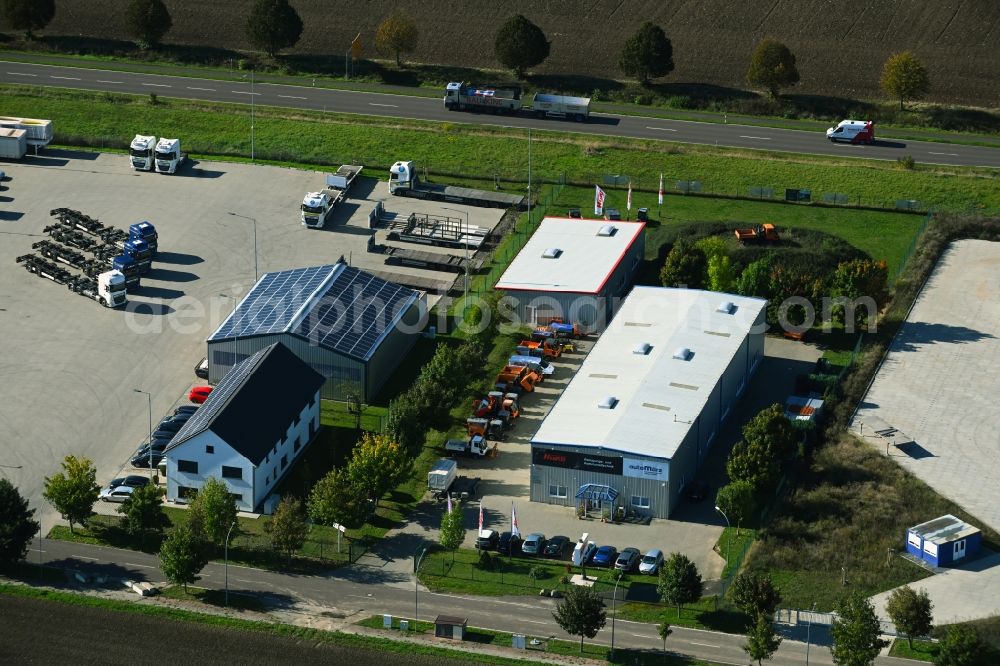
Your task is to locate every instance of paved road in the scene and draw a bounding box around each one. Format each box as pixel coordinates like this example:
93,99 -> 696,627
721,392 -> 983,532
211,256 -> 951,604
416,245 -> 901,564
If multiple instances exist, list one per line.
2,61 -> 998,169
24,536 -> 920,666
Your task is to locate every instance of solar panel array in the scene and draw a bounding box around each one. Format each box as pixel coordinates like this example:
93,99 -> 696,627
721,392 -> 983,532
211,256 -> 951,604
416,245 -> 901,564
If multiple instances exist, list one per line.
209,265 -> 334,341
295,265 -> 416,361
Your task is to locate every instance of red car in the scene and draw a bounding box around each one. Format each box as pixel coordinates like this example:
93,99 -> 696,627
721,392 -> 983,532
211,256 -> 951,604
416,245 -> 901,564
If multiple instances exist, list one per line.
188,385 -> 213,404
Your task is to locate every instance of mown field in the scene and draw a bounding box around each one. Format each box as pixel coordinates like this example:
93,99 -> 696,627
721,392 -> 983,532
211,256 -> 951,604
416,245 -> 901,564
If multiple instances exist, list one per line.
20,1 -> 1000,105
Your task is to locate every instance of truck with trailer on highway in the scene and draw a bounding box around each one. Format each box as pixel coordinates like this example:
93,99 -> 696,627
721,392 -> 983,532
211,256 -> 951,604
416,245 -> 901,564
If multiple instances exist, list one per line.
300,165 -> 364,229
443,83 -> 591,122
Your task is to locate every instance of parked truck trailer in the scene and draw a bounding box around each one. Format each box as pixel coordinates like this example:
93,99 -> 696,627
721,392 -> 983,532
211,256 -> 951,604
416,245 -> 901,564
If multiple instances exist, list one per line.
301,165 -> 364,229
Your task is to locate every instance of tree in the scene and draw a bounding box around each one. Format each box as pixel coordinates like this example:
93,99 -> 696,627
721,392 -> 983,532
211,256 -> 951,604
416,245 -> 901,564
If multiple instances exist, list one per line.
934,624 -> 984,666
743,404 -> 798,463
494,14 -> 550,78
659,239 -> 707,289
618,22 -> 674,85
125,0 -> 172,49
657,552 -> 703,618
265,496 -> 308,561
697,236 -> 735,292
158,524 -> 209,591
732,572 -> 782,621
385,395 -> 425,454
746,38 -> 800,99
831,591 -> 889,666
117,483 -> 168,541
744,613 -> 782,665
658,621 -> 672,656
308,468 -> 366,529
187,477 -> 238,547
0,0 -> 55,39
886,586 -> 933,649
245,0 -> 302,57
715,480 -> 758,534
42,455 -> 99,534
376,10 -> 419,67
345,432 -> 412,509
726,439 -> 779,495
438,504 -> 465,562
0,479 -> 39,565
551,585 -> 607,653
736,256 -> 775,298
881,51 -> 930,111
831,259 -> 888,329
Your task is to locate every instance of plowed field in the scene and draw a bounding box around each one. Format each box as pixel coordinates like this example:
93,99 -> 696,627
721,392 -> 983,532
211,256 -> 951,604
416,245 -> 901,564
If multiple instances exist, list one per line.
28,1 -> 1000,106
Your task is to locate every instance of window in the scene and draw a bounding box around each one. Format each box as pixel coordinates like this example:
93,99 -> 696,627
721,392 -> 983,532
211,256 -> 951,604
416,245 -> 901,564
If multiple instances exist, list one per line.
309,420 -> 315,438
549,485 -> 568,498
205,445 -> 214,454
294,436 -> 301,452
178,486 -> 198,500
222,466 -> 242,480
281,454 -> 288,470
229,493 -> 243,503
177,460 -> 198,474
631,495 -> 650,509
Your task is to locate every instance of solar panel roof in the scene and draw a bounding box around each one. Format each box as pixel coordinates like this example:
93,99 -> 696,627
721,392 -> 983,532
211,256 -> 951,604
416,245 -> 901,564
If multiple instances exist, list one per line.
209,263 -> 418,362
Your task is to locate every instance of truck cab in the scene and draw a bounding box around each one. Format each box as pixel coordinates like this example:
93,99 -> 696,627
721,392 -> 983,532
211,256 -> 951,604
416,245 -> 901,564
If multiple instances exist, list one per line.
129,221 -> 158,255
111,255 -> 141,290
129,135 -> 157,171
388,160 -> 416,194
98,270 -> 128,307
122,238 -> 153,274
155,138 -> 183,173
301,191 -> 333,229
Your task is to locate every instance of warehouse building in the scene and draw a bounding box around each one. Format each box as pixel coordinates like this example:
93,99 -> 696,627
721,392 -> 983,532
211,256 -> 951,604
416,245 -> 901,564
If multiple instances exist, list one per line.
207,261 -> 423,402
165,342 -> 325,513
530,287 -> 767,519
495,217 -> 645,333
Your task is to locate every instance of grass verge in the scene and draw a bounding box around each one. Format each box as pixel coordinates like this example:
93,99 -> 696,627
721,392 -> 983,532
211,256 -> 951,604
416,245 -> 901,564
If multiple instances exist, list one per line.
888,638 -> 938,661
160,584 -> 264,612
615,597 -> 749,634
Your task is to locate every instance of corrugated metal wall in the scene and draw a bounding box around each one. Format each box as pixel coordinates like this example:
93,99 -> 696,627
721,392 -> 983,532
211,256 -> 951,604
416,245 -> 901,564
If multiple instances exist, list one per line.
365,299 -> 422,402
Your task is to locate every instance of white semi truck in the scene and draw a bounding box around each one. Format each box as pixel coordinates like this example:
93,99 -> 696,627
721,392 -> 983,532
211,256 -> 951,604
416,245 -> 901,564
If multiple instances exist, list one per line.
130,135 -> 157,171
388,160 -> 527,209
155,138 -> 185,173
300,165 -> 364,229
443,83 -> 591,122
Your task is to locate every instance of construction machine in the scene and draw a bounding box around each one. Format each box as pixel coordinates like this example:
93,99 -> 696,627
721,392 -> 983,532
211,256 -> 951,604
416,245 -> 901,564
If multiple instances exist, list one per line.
734,223 -> 779,244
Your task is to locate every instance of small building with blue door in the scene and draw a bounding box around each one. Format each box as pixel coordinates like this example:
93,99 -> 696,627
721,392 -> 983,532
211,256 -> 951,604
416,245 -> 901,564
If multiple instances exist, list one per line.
906,514 -> 981,567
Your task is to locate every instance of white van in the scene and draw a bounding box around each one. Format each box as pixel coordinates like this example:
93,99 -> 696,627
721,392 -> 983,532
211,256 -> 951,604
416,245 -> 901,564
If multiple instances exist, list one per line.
826,119 -> 875,144
572,533 -> 597,566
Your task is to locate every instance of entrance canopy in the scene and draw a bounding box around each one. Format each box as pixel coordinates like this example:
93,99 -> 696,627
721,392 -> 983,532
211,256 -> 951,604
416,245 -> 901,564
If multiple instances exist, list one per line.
576,483 -> 619,503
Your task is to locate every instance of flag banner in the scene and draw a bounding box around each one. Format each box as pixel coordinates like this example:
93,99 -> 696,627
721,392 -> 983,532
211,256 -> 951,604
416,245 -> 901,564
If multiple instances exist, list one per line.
627,182 -> 633,211
447,493 -> 453,514
478,502 -> 484,533
511,502 -> 521,538
658,173 -> 664,205
594,185 -> 606,215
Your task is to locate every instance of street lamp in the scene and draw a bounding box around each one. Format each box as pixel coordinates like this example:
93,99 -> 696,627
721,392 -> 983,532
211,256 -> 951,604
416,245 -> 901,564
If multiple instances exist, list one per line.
610,569 -> 624,659
134,389 -> 153,480
440,207 -> 470,309
224,519 -> 237,607
227,211 -> 258,282
715,505 -> 731,588
414,545 -> 427,623
242,70 -> 255,161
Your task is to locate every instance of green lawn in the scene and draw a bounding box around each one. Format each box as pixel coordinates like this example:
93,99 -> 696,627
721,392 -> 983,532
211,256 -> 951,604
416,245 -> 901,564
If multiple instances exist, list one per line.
615,597 -> 750,635
888,638 -> 939,661
3,85 -> 997,216
160,584 -> 265,612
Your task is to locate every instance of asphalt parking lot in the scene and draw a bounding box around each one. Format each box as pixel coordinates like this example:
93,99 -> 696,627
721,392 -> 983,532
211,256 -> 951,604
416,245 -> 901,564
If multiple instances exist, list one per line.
0,151 -> 493,522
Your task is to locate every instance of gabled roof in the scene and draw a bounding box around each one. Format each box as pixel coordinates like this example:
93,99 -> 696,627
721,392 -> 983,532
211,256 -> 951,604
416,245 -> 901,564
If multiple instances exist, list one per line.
208,262 -> 418,362
166,342 -> 324,465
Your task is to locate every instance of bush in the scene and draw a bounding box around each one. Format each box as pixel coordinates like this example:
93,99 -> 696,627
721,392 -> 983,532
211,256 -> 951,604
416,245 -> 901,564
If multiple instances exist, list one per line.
528,565 -> 547,582
897,155 -> 916,170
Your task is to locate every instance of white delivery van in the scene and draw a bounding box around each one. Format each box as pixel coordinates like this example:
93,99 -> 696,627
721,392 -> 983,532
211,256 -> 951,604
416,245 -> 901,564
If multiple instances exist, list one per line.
826,120 -> 875,144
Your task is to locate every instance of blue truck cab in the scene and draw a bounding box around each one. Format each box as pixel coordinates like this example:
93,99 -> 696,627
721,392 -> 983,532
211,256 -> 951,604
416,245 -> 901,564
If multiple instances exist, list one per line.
111,255 -> 142,291
129,221 -> 158,256
122,238 -> 153,274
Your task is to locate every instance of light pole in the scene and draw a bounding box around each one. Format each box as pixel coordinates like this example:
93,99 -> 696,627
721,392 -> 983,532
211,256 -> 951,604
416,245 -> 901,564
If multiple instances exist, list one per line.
414,545 -> 427,623
134,389 -> 153,480
227,211 -> 258,282
610,569 -> 624,659
441,207 -> 470,308
242,70 -> 255,161
806,601 -> 816,666
715,505 -> 731,588
224,519 -> 237,607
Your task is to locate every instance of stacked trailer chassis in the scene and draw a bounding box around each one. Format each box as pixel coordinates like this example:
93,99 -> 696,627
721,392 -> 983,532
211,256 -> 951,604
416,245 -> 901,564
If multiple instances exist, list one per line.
385,212 -> 489,250
367,233 -> 483,274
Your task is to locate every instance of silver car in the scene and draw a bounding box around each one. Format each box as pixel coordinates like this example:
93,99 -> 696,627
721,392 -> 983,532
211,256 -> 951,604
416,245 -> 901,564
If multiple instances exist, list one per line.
99,485 -> 136,503
639,548 -> 664,575
521,533 -> 546,555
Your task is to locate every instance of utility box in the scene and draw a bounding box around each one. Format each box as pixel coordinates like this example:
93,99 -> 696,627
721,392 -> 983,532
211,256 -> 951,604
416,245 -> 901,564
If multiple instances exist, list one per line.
434,615 -> 468,640
637,207 -> 648,222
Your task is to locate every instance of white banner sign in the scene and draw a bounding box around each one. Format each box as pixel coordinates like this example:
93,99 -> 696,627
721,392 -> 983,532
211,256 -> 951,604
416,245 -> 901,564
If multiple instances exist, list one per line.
622,458 -> 667,481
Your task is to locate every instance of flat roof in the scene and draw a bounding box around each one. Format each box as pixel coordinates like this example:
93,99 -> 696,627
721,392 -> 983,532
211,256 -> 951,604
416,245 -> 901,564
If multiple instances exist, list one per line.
531,287 -> 767,461
909,514 -> 981,544
495,217 -> 644,294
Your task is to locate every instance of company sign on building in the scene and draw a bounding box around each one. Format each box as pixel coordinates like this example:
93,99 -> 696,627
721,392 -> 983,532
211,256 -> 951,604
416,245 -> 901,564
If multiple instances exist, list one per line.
622,458 -> 668,481
532,448 -> 623,475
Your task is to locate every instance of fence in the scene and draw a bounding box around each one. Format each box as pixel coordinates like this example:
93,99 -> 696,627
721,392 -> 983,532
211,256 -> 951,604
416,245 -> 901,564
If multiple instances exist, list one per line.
891,212 -> 933,282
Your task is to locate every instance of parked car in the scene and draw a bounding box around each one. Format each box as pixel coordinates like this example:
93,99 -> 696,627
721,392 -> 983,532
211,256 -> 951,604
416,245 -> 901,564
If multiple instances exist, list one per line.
131,453 -> 164,468
475,529 -> 499,550
498,531 -> 522,556
685,481 -> 709,502
615,547 -> 641,572
639,548 -> 664,575
99,485 -> 136,503
189,386 -> 213,404
572,539 -> 597,566
591,545 -> 618,567
150,428 -> 177,442
543,535 -> 570,558
156,414 -> 192,433
174,405 -> 199,416
119,475 -> 151,488
194,357 -> 209,379
521,533 -> 546,556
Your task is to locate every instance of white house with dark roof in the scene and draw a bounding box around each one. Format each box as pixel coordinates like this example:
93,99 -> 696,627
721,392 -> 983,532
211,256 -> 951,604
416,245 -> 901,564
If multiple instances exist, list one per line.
164,342 -> 325,513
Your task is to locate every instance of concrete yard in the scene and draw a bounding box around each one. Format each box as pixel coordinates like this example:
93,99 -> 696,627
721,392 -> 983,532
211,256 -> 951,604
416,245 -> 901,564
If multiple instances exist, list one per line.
0,151 -> 496,523
852,239 -> 1000,533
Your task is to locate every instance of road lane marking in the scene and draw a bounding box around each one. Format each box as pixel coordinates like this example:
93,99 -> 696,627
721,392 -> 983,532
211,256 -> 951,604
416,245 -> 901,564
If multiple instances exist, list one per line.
142,83 -> 170,87
369,102 -> 398,107
929,152 -> 958,156
233,577 -> 254,583
232,91 -> 261,95
646,126 -> 678,131
690,641 -> 721,648
50,76 -> 81,80
125,562 -> 155,569
278,95 -> 307,100
629,633 -> 650,638
96,80 -> 122,84
76,556 -> 99,561
7,72 -> 37,76
187,86 -> 215,91
739,135 -> 771,140
522,619 -> 548,625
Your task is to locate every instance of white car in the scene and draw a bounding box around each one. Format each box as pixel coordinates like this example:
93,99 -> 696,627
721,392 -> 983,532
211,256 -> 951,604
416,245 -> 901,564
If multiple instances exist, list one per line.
99,485 -> 136,503
639,548 -> 664,575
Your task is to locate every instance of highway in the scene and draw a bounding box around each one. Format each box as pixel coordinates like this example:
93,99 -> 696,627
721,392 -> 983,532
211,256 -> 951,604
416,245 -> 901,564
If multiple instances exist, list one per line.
2,60 -> 999,169
23,537 -> 919,666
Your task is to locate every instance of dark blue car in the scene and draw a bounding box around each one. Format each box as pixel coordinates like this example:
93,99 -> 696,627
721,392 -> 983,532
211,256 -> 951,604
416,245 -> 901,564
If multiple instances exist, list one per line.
591,545 -> 618,567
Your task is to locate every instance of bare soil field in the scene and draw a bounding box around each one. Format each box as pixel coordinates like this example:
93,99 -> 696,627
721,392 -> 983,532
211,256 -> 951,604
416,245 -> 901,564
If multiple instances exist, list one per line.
23,1 -> 1000,106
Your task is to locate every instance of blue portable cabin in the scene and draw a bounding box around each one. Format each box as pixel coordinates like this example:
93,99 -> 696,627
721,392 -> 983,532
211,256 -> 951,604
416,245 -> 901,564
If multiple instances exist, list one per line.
906,514 -> 981,567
